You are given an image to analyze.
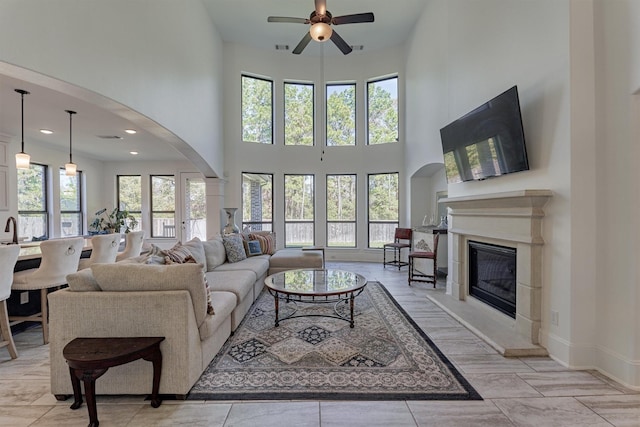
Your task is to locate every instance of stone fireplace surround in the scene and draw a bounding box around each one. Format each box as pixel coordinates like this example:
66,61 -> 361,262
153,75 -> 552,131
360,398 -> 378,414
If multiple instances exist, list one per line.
429,190 -> 552,356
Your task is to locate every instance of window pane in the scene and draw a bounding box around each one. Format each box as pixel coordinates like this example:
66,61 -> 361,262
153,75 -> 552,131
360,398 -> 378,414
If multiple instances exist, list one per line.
61,213 -> 81,237
326,174 -> 356,247
368,77 -> 398,145
326,84 -> 356,146
18,214 -> 47,241
368,173 -> 399,248
18,164 -> 46,211
60,169 -> 82,237
242,173 -> 273,231
242,75 -> 273,144
151,175 -> 175,238
118,175 -> 142,231
184,177 -> 207,241
284,82 -> 314,146
284,174 -> 314,247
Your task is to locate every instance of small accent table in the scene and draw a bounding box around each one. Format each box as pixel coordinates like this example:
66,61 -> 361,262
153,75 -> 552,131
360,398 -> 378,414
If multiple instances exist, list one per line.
265,269 -> 367,328
62,337 -> 165,427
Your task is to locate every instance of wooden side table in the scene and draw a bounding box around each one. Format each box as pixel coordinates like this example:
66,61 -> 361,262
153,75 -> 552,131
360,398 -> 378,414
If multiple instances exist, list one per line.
62,337 -> 165,427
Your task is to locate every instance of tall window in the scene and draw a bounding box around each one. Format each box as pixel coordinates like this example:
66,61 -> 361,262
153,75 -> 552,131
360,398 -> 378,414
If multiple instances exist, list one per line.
242,173 -> 273,231
326,83 -> 356,146
368,173 -> 399,248
150,175 -> 175,238
60,169 -> 82,237
117,175 -> 142,231
367,76 -> 398,145
242,75 -> 273,144
284,174 -> 314,247
326,174 -> 356,247
284,82 -> 314,146
17,163 -> 48,241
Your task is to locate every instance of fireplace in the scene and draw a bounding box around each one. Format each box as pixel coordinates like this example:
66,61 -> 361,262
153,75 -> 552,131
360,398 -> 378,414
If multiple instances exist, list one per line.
468,241 -> 516,318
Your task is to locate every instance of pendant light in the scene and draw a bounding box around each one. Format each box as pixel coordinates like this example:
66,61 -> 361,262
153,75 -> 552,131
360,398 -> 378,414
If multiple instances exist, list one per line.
14,89 -> 31,169
65,110 -> 77,176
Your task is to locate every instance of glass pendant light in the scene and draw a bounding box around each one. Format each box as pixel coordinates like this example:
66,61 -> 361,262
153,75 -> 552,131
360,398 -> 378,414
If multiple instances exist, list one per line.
65,110 -> 77,176
15,89 -> 31,169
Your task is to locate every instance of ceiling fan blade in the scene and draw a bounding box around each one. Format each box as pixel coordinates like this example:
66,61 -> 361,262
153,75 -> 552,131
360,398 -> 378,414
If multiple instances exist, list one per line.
292,32 -> 313,54
332,12 -> 375,25
315,0 -> 327,15
330,30 -> 353,55
267,16 -> 309,24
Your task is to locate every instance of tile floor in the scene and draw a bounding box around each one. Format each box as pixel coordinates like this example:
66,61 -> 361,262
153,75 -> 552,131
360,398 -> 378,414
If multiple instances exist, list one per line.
1,261 -> 639,426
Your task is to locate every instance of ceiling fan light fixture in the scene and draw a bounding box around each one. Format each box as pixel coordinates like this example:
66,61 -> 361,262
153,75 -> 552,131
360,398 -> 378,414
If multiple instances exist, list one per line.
310,22 -> 332,42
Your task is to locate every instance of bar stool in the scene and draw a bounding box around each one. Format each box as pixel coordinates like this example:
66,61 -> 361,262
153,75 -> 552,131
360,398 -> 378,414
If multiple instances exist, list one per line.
78,233 -> 120,270
10,237 -> 84,344
408,232 -> 440,287
0,245 -> 20,359
115,230 -> 145,262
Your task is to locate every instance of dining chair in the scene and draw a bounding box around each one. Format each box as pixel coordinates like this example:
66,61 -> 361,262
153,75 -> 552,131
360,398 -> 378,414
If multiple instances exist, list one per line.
383,227 -> 412,270
78,233 -> 121,270
408,232 -> 440,287
115,230 -> 145,262
10,237 -> 84,344
0,245 -> 20,359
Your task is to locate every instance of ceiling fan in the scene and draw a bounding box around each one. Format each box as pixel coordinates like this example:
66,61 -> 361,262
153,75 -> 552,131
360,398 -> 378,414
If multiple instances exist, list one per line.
267,0 -> 374,55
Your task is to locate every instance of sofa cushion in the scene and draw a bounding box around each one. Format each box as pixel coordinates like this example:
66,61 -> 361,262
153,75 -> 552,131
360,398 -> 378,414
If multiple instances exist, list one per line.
222,234 -> 247,263
269,249 -> 323,271
66,268 -> 101,292
249,232 -> 276,255
205,270 -> 256,305
164,242 -> 193,264
243,239 -> 263,257
180,237 -> 207,267
91,263 -> 208,328
198,290 -> 236,341
202,236 -> 226,271
214,255 -> 270,279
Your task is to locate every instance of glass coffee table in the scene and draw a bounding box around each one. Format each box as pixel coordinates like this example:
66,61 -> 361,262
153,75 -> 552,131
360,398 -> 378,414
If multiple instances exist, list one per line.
264,269 -> 367,328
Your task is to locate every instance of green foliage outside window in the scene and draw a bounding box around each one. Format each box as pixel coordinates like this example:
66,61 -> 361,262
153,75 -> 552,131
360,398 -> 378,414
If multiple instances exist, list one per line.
368,173 -> 399,221
285,82 -> 313,146
368,77 -> 399,145
242,75 -> 273,144
326,84 -> 356,146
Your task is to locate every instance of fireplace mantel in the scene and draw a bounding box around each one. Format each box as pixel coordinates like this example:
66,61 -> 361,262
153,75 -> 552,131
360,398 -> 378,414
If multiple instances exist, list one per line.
431,189 -> 552,355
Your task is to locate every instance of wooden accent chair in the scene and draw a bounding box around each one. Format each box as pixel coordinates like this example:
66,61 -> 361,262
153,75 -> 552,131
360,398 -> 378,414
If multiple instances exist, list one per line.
383,227 -> 413,270
408,232 -> 440,287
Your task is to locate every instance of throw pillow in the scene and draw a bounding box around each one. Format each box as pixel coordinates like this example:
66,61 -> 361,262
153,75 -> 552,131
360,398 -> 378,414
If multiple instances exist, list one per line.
181,237 -> 207,267
248,232 -> 276,255
162,249 -> 214,315
243,239 -> 263,257
163,241 -> 193,264
222,233 -> 247,263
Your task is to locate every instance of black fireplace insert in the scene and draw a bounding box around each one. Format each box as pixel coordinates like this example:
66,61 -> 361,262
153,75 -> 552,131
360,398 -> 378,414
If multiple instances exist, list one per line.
468,241 -> 516,318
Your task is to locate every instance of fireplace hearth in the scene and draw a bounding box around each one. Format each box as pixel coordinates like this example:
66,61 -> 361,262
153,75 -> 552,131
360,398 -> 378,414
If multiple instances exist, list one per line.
469,241 -> 516,318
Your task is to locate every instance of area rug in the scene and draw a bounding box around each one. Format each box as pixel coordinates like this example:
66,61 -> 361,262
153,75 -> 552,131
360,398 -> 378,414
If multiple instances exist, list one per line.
188,281 -> 481,401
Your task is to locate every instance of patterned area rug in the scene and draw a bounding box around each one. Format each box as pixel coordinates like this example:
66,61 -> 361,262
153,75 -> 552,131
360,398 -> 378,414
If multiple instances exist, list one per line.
188,281 -> 481,400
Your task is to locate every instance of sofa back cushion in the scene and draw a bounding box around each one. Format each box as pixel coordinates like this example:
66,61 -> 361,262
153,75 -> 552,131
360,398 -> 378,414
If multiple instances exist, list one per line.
67,268 -> 101,292
202,236 -> 226,271
91,263 -> 208,327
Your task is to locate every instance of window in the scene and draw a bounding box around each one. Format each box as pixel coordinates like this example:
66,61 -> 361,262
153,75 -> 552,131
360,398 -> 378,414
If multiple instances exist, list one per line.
18,163 -> 48,241
150,175 -> 175,238
326,174 -> 356,247
117,175 -> 142,231
326,83 -> 356,146
242,173 -> 273,231
368,173 -> 399,248
367,76 -> 398,145
284,82 -> 314,146
59,169 -> 82,237
242,75 -> 273,144
284,174 -> 314,247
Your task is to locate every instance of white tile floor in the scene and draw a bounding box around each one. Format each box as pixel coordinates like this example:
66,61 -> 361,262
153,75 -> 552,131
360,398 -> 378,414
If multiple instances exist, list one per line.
1,261 -> 638,426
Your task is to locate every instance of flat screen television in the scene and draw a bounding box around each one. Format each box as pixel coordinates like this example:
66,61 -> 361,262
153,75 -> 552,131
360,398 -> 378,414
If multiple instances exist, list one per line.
440,86 -> 529,183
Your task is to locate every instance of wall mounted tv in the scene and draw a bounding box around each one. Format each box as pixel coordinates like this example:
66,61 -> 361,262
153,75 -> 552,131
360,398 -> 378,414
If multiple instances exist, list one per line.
440,86 -> 529,183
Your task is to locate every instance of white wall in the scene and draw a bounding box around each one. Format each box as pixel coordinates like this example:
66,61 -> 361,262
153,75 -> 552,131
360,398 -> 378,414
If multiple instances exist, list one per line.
0,0 -> 224,177
221,43 -> 406,258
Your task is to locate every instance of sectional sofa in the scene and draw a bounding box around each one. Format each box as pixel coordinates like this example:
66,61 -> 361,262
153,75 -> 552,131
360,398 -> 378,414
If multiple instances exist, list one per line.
48,235 -> 323,399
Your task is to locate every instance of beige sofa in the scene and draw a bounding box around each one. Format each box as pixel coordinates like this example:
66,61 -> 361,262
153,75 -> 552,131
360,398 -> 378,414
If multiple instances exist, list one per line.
48,235 -> 321,399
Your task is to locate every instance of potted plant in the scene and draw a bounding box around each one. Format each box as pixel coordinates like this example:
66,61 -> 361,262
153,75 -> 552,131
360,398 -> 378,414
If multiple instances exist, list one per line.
89,208 -> 139,234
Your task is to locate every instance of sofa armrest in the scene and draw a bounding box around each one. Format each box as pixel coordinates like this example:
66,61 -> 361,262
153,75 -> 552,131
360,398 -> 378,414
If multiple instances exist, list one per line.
49,288 -> 204,396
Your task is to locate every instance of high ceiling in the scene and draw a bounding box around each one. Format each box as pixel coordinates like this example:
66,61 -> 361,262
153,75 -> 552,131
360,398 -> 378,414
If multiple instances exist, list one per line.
0,0 -> 426,163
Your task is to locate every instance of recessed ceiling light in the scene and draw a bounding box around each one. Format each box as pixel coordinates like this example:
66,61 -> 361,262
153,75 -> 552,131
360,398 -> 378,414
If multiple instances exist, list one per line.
125,129 -> 137,134
40,129 -> 53,135
130,151 -> 139,155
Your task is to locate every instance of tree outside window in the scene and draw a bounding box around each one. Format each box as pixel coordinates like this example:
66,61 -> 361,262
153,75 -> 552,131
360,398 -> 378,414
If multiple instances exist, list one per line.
284,174 -> 314,247
326,83 -> 356,146
60,169 -> 82,237
285,82 -> 314,146
368,172 -> 399,248
18,163 -> 48,241
117,175 -> 142,231
150,175 -> 175,237
367,76 -> 398,145
242,173 -> 273,232
242,75 -> 273,144
326,174 -> 356,247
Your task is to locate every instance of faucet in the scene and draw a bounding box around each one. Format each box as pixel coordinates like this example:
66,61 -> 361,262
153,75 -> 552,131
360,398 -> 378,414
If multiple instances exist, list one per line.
4,216 -> 18,245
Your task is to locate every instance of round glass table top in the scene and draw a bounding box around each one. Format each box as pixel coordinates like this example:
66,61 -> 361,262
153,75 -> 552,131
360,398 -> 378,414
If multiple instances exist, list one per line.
265,269 -> 367,296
